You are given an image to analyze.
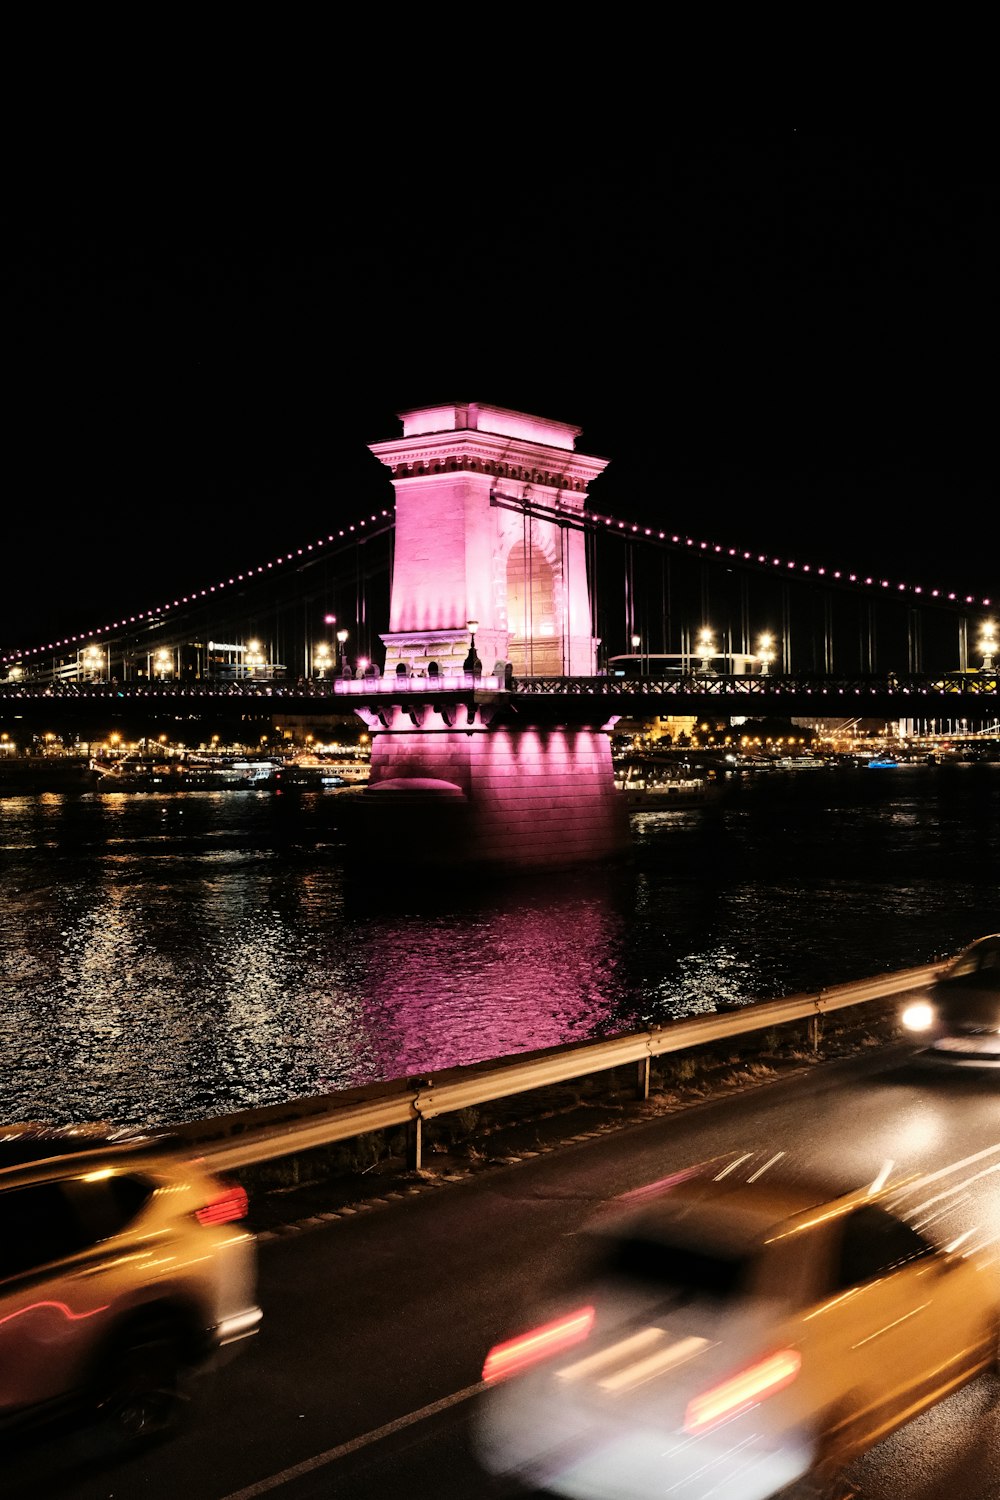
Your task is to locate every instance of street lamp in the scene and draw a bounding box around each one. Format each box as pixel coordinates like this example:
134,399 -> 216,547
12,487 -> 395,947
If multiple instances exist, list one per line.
154,648 -> 173,681
245,639 -> 264,678
757,632 -> 776,675
464,619 -> 482,676
697,628 -> 715,674
314,642 -> 333,678
630,633 -> 642,674
82,645 -> 104,682
336,629 -> 349,672
978,620 -> 997,671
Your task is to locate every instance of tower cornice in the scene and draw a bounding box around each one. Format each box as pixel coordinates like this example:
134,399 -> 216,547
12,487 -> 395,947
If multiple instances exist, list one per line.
369,430 -> 608,496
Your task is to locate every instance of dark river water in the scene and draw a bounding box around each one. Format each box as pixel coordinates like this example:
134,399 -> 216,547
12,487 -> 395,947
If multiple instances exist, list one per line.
2,764 -> 999,1130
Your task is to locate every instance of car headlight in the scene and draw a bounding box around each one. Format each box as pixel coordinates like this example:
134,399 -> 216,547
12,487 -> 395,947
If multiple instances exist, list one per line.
901,1000 -> 936,1032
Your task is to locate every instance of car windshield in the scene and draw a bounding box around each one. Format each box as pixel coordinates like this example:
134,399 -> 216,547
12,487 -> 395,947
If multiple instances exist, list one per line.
596,1232 -> 751,1301
945,938 -> 1000,978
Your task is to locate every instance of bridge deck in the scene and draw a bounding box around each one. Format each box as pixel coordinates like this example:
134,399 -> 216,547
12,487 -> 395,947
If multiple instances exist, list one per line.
0,672 -> 996,725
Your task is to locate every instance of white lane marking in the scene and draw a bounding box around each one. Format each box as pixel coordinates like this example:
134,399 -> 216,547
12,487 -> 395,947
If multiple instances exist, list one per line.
557,1325 -> 664,1381
913,1140 -> 1000,1191
219,1381 -> 488,1498
599,1334 -> 711,1392
746,1152 -> 785,1183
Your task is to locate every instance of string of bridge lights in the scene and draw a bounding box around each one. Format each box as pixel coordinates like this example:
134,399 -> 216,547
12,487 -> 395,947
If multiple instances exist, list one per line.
0,509 -> 396,666
1,500 -> 994,668
583,507 -> 993,611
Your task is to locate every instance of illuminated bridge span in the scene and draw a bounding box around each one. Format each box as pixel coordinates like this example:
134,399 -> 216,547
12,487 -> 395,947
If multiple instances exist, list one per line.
0,405 -> 996,696
2,402 -> 997,869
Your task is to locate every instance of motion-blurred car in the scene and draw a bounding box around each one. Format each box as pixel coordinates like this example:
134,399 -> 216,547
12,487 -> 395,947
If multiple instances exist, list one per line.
901,934 -> 1000,1065
0,1123 -> 261,1447
474,1153 -> 1000,1500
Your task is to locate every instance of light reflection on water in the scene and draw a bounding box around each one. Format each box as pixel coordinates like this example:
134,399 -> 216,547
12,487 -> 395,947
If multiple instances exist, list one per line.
1,765 -> 998,1127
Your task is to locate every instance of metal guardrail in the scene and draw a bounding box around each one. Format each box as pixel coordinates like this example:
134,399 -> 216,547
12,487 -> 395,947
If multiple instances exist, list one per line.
176,961 -> 944,1174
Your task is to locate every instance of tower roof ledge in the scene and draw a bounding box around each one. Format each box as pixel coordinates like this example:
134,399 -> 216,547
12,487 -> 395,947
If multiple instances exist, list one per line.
395,402 -> 582,452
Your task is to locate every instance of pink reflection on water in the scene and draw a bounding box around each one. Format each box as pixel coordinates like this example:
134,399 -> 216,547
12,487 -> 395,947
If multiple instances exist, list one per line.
358,878 -> 628,1078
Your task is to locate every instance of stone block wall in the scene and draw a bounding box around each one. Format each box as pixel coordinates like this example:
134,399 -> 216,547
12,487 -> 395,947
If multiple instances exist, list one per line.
364,725 -> 631,871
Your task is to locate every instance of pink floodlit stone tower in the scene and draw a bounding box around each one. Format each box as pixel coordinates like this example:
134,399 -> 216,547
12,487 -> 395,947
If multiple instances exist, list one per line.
345,403 -> 630,872
369,402 -> 605,678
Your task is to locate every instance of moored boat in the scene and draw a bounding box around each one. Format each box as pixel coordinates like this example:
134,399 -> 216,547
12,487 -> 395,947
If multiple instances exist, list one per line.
0,757 -> 99,794
619,777 -> 721,809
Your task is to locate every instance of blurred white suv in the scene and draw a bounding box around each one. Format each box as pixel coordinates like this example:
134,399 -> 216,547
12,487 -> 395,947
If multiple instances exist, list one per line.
901,932 -> 1000,1064
0,1124 -> 261,1446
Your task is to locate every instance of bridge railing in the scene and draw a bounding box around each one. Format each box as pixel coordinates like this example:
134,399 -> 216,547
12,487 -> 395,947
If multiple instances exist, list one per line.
0,671 -> 996,702
333,670 -> 507,695
172,960 -> 942,1175
511,672 -> 999,698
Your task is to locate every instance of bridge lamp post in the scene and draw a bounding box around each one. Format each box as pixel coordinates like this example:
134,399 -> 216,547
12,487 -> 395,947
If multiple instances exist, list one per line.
464,619 -> 482,678
82,644 -> 104,683
978,620 -> 997,671
314,642 -> 333,679
153,648 -> 173,682
336,629 -> 349,673
630,633 -> 642,674
757,632 -> 776,675
697,628 -> 715,675
245,640 -> 264,679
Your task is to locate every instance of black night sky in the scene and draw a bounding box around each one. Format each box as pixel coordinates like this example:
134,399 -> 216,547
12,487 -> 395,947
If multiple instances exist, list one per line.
4,128 -> 997,652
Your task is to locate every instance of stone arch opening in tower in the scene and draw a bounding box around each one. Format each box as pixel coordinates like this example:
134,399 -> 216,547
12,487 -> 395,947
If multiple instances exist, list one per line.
506,535 -> 562,676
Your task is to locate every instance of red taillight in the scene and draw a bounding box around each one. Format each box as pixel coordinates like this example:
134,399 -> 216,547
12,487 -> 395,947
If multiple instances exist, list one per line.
195,1182 -> 249,1227
482,1307 -> 596,1384
684,1348 -> 801,1434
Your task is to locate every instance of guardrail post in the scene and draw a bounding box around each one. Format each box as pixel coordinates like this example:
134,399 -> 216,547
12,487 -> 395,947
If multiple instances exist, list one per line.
407,1115 -> 423,1172
407,1079 -> 430,1172
809,1014 -> 821,1052
637,1056 -> 650,1100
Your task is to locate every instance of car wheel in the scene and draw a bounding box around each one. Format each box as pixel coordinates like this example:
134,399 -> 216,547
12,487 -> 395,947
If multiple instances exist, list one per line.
94,1323 -> 191,1446
782,1480 -> 858,1500
808,1405 -> 857,1485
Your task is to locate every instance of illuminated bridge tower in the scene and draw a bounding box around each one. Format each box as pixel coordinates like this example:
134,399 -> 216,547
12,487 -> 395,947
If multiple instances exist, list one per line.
342,402 -> 630,872
371,401 -> 602,678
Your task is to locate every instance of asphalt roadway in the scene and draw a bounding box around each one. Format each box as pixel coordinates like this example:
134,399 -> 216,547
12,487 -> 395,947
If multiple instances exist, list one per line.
7,1042 -> 1000,1500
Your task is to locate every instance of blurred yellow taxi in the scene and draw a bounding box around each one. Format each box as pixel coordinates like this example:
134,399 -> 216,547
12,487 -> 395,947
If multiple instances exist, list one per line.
475,1153 -> 1000,1500
0,1124 -> 261,1448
